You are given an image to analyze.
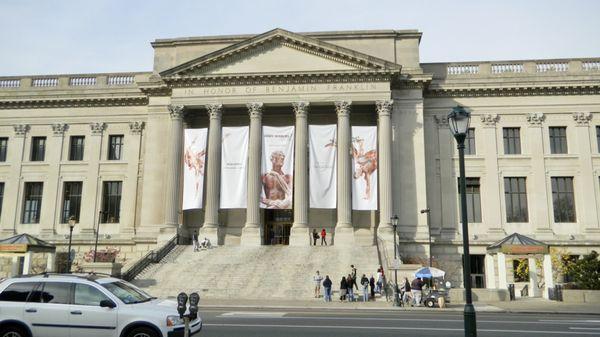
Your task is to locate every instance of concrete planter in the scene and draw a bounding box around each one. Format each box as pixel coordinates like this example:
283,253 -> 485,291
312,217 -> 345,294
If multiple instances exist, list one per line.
80,262 -> 122,277
562,289 -> 600,303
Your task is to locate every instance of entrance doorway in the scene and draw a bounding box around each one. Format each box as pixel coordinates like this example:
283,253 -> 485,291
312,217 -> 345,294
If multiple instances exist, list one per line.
265,210 -> 292,245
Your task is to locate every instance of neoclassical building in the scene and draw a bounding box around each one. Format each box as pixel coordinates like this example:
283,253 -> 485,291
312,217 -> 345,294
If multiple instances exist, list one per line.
1,28 -> 599,288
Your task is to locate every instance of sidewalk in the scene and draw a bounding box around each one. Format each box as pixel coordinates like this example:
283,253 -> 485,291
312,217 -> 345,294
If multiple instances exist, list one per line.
197,297 -> 600,315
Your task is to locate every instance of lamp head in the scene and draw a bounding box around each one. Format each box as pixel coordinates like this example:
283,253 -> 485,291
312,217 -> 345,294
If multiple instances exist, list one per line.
391,215 -> 399,227
447,105 -> 471,139
68,216 -> 77,229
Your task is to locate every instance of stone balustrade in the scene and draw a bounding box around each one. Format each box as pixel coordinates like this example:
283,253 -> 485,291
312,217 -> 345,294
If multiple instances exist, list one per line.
0,72 -> 147,90
437,58 -> 600,77
107,75 -> 135,85
69,76 -> 97,86
32,77 -> 59,87
491,63 -> 524,74
447,64 -> 479,75
0,79 -> 20,88
536,62 -> 568,72
583,61 -> 600,71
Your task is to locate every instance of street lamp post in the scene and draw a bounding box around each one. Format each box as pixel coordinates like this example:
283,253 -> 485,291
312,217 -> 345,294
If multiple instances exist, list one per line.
67,216 -> 77,273
420,208 -> 432,267
93,211 -> 104,263
448,105 -> 476,337
391,215 -> 400,306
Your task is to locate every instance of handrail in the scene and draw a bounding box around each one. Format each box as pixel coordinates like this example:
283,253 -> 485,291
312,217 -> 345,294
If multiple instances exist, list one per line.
122,234 -> 178,281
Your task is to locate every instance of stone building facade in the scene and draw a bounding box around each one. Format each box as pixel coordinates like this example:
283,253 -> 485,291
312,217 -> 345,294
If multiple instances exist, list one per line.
1,28 -> 599,287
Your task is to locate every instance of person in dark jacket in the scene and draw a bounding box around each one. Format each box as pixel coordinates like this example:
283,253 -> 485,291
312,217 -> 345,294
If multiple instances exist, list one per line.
322,275 -> 333,302
340,276 -> 348,301
369,275 -> 376,300
360,274 -> 370,302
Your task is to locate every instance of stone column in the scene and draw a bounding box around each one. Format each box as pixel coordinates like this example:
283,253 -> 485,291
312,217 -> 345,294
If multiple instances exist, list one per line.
527,113 -> 552,238
46,252 -> 56,272
497,252 -> 508,289
79,122 -> 106,236
334,101 -> 354,245
0,124 -> 28,237
435,115 -> 458,239
290,102 -> 310,246
528,256 -> 541,297
23,252 -> 32,275
542,254 -> 554,299
480,114 -> 504,236
241,103 -> 263,246
120,121 -> 144,236
201,104 -> 223,245
376,100 -> 394,240
164,105 -> 185,233
485,254 -> 496,289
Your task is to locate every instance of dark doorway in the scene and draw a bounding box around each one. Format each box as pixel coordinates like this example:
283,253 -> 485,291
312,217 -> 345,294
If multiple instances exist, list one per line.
264,210 -> 292,245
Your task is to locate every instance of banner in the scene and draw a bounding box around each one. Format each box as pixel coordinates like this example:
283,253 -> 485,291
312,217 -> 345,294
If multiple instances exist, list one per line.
261,126 -> 295,209
183,128 -> 208,210
220,126 -> 249,208
351,126 -> 378,210
309,125 -> 337,208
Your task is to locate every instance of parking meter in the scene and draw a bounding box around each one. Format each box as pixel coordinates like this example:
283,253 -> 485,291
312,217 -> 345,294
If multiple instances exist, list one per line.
188,292 -> 200,320
177,292 -> 188,319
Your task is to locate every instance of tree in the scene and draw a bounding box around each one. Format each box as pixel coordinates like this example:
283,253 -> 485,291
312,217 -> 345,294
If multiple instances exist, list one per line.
568,251 -> 600,290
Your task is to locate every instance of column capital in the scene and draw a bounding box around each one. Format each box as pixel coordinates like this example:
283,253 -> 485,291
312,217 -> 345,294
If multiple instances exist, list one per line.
572,112 -> 592,126
292,101 -> 310,117
335,100 -> 352,117
375,100 -> 393,117
51,123 -> 68,136
13,124 -> 29,137
526,112 -> 545,127
129,121 -> 145,135
89,122 -> 106,135
434,115 -> 449,128
480,114 -> 500,128
247,102 -> 263,118
206,103 -> 223,120
168,105 -> 185,119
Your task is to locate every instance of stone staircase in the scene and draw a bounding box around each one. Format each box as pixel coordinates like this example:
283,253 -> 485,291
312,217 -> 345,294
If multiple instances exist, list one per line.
131,245 -> 381,300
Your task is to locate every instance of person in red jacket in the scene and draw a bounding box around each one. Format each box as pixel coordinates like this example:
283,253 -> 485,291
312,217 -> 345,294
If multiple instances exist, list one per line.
320,228 -> 327,245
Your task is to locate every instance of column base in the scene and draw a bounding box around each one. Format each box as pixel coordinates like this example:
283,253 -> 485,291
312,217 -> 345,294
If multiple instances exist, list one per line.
199,226 -> 221,246
377,225 -> 395,242
333,226 -> 354,246
241,226 -> 263,246
289,226 -> 310,246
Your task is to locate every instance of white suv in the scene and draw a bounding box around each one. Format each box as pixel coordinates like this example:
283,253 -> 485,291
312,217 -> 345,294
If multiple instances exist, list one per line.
0,274 -> 202,337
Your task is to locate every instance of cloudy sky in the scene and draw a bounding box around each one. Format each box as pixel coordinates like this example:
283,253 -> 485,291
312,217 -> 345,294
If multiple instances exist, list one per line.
1,0 -> 599,76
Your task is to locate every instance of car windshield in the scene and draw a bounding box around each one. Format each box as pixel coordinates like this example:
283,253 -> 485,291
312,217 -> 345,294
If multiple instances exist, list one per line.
101,281 -> 154,304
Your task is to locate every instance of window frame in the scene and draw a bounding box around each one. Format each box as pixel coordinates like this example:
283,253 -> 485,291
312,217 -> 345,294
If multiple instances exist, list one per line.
0,137 -> 8,162
464,128 -> 476,155
22,182 -> 43,224
30,136 -> 46,162
458,177 -> 482,223
549,126 -> 568,154
0,182 -> 4,219
504,177 -> 529,223
503,127 -> 521,155
108,135 -> 124,160
551,177 -> 576,223
69,136 -> 85,161
101,181 -> 122,223
61,181 -> 83,223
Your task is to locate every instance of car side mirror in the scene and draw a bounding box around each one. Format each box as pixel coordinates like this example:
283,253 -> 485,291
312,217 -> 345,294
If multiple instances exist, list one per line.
100,299 -> 116,309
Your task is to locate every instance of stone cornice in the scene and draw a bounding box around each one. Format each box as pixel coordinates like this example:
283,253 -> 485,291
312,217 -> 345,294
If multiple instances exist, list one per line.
425,85 -> 600,98
0,96 -> 147,109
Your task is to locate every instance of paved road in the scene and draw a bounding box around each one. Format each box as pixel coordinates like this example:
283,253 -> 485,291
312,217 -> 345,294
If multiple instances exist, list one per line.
197,307 -> 600,337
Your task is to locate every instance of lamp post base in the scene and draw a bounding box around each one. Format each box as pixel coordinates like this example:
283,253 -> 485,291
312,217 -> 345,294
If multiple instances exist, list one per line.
464,303 -> 477,337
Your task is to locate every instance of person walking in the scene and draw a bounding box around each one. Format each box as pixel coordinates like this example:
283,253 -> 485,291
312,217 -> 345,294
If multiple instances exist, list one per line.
346,274 -> 355,301
350,265 -> 358,292
369,274 -> 375,300
339,276 -> 348,302
320,228 -> 327,245
312,229 -> 319,246
192,230 -> 199,252
411,277 -> 423,306
313,271 -> 323,298
401,277 -> 411,305
360,274 -> 370,302
376,268 -> 383,293
323,275 -> 332,302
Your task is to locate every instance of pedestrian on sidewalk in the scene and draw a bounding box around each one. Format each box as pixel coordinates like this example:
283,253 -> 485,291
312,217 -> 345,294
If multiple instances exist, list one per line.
346,274 -> 355,301
411,277 -> 423,306
192,230 -> 199,252
369,274 -> 375,301
361,274 -> 369,302
323,275 -> 332,302
350,265 -> 358,292
401,277 -> 411,305
339,276 -> 348,301
376,267 -> 383,293
312,229 -> 319,246
320,228 -> 327,245
313,271 -> 323,298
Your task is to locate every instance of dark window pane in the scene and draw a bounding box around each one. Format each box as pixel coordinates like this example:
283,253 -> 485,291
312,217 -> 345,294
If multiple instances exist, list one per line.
549,127 -> 568,154
61,182 -> 83,223
30,137 -> 46,161
0,282 -> 38,302
0,137 -> 8,162
108,135 -> 124,160
503,128 -> 521,155
69,136 -> 85,161
102,181 -> 122,223
597,126 -> 600,153
0,182 -> 4,218
74,284 -> 109,306
39,282 -> 71,304
552,177 -> 576,222
465,128 -> 476,155
505,177 -> 528,222
458,177 -> 481,222
22,182 -> 43,224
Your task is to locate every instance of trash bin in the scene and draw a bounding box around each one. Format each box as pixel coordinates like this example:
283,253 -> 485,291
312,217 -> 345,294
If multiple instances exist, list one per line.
555,284 -> 563,302
548,287 -> 556,300
508,283 -> 515,301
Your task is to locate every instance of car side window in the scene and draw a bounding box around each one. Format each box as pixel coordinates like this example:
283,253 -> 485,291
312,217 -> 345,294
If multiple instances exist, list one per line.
0,282 -> 39,302
39,282 -> 71,304
74,284 -> 110,306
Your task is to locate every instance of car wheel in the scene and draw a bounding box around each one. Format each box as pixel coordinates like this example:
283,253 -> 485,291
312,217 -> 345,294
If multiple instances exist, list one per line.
127,327 -> 158,337
425,299 -> 436,308
0,325 -> 28,337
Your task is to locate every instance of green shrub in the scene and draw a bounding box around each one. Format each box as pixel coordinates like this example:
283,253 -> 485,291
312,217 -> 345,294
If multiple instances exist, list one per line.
568,251 -> 600,290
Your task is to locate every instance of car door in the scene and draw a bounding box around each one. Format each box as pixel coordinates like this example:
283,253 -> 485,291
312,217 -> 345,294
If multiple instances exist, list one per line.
26,281 -> 71,337
69,283 -> 118,337
0,281 -> 39,328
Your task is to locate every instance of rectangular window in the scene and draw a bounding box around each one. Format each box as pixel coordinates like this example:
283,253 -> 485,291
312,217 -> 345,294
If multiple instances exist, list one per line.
30,137 -> 46,161
61,182 -> 83,223
551,177 -> 576,222
465,128 -> 476,155
597,126 -> 600,153
69,136 -> 85,161
470,255 -> 486,289
102,181 -> 122,223
108,135 -> 124,160
504,177 -> 528,222
0,137 -> 7,161
22,182 -> 43,224
513,259 -> 529,282
458,178 -> 482,223
549,127 -> 568,154
0,182 -> 4,218
503,127 -> 521,155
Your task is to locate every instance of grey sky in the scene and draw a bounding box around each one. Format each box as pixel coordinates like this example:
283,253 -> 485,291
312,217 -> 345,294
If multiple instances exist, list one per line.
1,0 -> 599,76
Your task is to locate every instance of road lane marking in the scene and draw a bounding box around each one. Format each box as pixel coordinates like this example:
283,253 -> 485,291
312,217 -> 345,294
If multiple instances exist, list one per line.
570,327 -> 600,330
202,323 -> 600,335
220,311 -> 286,317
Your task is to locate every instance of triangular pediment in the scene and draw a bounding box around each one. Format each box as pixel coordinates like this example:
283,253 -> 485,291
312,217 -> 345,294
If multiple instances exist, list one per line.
160,28 -> 401,79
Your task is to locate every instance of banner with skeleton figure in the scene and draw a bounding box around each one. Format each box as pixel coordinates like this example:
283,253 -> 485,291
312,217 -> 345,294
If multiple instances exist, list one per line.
261,126 -> 295,209
309,124 -> 337,208
183,128 -> 208,210
351,126 -> 378,210
220,126 -> 249,208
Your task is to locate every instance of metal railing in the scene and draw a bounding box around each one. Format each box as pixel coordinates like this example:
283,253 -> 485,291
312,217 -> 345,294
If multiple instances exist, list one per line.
121,234 -> 179,281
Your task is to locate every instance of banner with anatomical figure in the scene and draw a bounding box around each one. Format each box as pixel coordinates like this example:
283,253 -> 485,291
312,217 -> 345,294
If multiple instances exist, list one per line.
309,125 -> 337,208
220,126 -> 249,208
183,128 -> 208,210
261,126 -> 295,209
351,126 -> 378,210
